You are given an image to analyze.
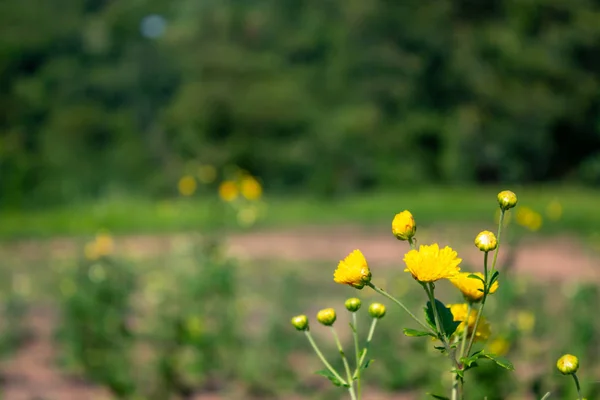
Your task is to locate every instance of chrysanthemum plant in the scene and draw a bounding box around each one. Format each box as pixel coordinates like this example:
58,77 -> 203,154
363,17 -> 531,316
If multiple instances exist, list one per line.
291,191 -> 524,400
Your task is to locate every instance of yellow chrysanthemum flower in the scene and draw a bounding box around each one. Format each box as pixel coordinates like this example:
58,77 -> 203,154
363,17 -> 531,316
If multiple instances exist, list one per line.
178,175 -> 197,196
240,176 -> 263,201
218,180 -> 239,202
334,249 -> 372,289
449,272 -> 498,302
392,210 -> 416,240
448,303 -> 491,342
403,244 -> 461,282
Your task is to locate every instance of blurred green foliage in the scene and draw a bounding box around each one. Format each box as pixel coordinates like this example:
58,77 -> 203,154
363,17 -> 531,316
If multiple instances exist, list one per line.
2,0 -> 600,208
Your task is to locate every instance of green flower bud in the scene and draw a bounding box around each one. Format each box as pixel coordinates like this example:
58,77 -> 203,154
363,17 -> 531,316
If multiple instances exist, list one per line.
316,308 -> 337,326
368,303 -> 386,319
498,190 -> 518,211
474,230 -> 498,252
556,354 -> 579,375
291,315 -> 309,331
345,298 -> 362,312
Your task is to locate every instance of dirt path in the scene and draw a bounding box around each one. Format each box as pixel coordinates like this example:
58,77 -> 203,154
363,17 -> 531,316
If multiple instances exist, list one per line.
6,226 -> 597,282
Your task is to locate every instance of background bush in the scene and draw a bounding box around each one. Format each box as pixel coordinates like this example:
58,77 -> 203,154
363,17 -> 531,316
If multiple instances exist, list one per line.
1,0 -> 600,207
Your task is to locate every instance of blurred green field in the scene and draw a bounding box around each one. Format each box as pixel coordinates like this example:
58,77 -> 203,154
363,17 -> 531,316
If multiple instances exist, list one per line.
0,233 -> 598,399
2,186 -> 600,239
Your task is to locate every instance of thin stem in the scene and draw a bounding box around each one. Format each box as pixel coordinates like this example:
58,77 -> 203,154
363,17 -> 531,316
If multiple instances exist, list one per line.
331,327 -> 357,400
459,303 -> 472,360
572,373 -> 583,400
466,252 -> 488,356
451,373 -> 459,400
425,283 -> 447,341
352,313 -> 361,399
304,331 -> 347,386
490,210 -> 505,279
367,282 -> 434,334
354,318 -> 377,377
540,392 -> 551,400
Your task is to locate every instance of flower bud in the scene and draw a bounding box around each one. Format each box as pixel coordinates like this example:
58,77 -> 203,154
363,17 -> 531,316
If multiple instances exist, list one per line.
345,298 -> 362,312
368,303 -> 386,319
474,230 -> 498,252
498,190 -> 518,210
556,354 -> 579,375
316,308 -> 337,326
291,315 -> 309,331
392,210 -> 417,241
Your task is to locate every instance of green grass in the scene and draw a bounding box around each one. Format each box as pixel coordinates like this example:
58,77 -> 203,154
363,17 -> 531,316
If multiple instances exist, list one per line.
1,185 -> 599,239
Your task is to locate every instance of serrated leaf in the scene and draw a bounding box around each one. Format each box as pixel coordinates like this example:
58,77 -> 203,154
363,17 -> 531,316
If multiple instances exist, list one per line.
467,274 -> 485,283
490,271 -> 500,285
427,393 -> 450,400
362,359 -> 374,370
425,299 -> 460,339
403,328 -> 436,338
483,353 -> 515,370
315,369 -> 344,387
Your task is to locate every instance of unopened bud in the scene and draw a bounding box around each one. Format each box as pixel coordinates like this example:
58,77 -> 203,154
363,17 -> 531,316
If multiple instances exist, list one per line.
291,315 -> 309,331
392,210 -> 417,241
498,190 -> 518,211
368,303 -> 386,319
316,308 -> 337,326
556,354 -> 579,375
475,230 -> 498,252
345,298 -> 362,312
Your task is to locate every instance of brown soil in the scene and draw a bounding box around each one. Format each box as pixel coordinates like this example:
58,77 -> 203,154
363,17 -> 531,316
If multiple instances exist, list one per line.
1,227 -> 598,399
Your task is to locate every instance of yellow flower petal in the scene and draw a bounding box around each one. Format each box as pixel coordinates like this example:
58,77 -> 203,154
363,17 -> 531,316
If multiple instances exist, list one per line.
403,243 -> 461,282
334,250 -> 372,289
449,272 -> 498,302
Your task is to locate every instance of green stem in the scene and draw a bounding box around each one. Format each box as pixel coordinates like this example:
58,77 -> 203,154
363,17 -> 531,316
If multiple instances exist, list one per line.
331,327 -> 357,400
424,283 -> 447,342
367,282 -> 434,334
466,252 -> 488,356
352,313 -> 361,399
451,373 -> 459,400
354,318 -> 377,377
459,303 -> 472,360
540,392 -> 551,400
490,210 -> 505,276
572,373 -> 583,400
304,331 -> 347,386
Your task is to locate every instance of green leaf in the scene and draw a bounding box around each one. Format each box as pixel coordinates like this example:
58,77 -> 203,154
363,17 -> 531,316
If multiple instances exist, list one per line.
490,271 -> 500,285
483,353 -> 515,370
362,359 -> 374,370
315,370 -> 345,387
427,393 -> 450,400
467,273 -> 485,283
349,322 -> 357,333
403,328 -> 436,338
425,299 -> 460,339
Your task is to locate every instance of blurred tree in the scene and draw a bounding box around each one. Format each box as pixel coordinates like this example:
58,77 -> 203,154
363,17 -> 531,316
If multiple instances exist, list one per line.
1,0 -> 599,206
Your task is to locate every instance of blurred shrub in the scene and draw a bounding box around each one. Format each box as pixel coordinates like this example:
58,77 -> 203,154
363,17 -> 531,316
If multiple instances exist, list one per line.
58,253 -> 137,398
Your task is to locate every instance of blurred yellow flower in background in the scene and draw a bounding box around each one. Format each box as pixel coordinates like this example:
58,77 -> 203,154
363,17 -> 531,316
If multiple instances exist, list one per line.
516,206 -> 543,231
488,337 -> 510,356
240,175 -> 262,201
448,303 -> 491,342
85,232 -> 115,260
449,272 -> 498,302
403,244 -> 461,282
197,164 -> 217,184
545,199 -> 562,221
178,175 -> 197,196
185,316 -> 203,339
515,310 -> 535,333
334,249 -> 372,289
219,180 -> 239,202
